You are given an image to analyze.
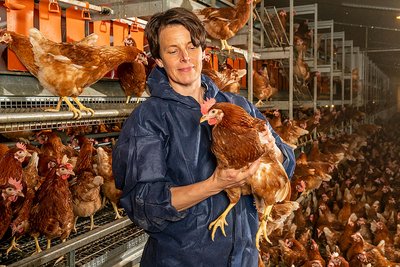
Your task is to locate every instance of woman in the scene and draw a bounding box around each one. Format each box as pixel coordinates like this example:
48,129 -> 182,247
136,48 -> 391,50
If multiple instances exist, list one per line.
113,7 -> 295,267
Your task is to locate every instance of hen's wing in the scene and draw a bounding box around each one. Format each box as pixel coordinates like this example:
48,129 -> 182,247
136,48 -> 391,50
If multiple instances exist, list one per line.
195,7 -> 238,23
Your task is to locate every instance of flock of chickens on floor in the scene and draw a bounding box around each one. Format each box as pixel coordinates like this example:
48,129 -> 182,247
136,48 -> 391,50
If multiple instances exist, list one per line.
257,111 -> 400,266
1,104 -> 400,266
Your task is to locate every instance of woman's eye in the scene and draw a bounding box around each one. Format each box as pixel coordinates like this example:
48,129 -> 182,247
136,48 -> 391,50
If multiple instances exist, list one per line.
167,50 -> 178,54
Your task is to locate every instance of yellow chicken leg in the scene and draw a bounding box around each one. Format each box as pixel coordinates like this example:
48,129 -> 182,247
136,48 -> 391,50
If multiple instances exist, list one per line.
46,238 -> 51,249
111,201 -> 124,219
208,203 -> 236,240
125,95 -> 132,104
220,39 -> 233,51
45,96 -> 81,119
255,99 -> 264,107
73,216 -> 79,233
89,214 -> 97,230
255,204 -> 273,250
72,97 -> 95,118
6,236 -> 21,256
45,96 -> 63,112
33,236 -> 42,254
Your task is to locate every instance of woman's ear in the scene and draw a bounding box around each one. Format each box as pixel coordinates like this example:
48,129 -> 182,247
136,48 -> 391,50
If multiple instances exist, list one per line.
201,51 -> 206,61
155,58 -> 164,68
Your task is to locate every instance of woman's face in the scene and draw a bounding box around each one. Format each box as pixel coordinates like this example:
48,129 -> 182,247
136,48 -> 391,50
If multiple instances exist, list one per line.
155,24 -> 204,93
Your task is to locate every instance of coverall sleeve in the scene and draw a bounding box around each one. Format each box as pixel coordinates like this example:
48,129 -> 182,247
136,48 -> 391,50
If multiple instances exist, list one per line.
112,121 -> 188,232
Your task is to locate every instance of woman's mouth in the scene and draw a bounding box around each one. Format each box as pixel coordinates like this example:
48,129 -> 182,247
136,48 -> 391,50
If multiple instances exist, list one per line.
179,66 -> 194,72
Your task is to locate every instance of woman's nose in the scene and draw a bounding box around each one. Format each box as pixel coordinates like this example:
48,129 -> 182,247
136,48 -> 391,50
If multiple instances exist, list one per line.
180,50 -> 190,62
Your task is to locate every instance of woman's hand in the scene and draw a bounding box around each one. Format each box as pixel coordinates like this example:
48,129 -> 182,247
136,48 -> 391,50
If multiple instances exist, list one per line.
210,159 -> 261,191
170,159 -> 261,212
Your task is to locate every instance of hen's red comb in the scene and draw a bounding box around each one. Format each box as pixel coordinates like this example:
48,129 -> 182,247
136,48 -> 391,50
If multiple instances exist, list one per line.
200,98 -> 216,115
65,163 -> 73,171
16,142 -> 26,151
8,177 -> 23,192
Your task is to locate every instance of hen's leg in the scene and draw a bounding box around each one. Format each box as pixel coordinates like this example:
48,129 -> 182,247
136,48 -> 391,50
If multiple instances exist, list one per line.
255,100 -> 264,107
46,238 -> 51,249
89,214 -> 97,230
209,188 -> 240,240
125,95 -> 131,104
72,97 -> 95,118
6,237 -> 21,256
209,202 -> 236,240
111,201 -> 124,219
45,97 -> 63,112
61,96 -> 81,119
33,236 -> 42,254
220,40 -> 233,51
73,216 -> 79,233
255,204 -> 273,250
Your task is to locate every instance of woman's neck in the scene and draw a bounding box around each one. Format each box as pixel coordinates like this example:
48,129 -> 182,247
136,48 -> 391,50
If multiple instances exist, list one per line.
171,83 -> 205,104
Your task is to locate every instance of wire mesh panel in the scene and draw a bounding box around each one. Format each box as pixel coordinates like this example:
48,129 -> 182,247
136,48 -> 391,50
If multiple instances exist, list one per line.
0,96 -> 146,133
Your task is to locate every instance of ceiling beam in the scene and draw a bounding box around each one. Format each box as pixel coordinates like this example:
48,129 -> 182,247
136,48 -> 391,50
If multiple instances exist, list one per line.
341,3 -> 400,12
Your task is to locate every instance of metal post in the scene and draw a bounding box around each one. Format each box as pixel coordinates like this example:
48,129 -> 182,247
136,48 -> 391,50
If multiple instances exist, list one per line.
247,0 -> 254,103
288,0 -> 294,120
313,5 -> 318,112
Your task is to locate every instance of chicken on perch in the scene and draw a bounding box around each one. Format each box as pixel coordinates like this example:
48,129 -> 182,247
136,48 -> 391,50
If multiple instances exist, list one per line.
28,28 -> 142,119
0,29 -> 98,78
194,0 -> 259,50
200,98 -> 291,249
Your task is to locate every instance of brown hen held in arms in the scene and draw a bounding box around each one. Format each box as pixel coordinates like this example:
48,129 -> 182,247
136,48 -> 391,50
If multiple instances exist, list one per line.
200,99 -> 291,250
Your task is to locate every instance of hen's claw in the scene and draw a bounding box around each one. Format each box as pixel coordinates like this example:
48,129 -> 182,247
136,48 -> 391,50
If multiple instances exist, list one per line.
208,203 -> 236,240
6,237 -> 21,256
209,215 -> 229,240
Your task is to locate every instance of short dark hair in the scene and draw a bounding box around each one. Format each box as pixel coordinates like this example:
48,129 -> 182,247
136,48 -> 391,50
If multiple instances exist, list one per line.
144,7 -> 207,59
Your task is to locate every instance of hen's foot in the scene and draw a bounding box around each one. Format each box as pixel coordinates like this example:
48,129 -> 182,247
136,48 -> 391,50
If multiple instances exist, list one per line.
71,97 -> 95,118
209,214 -> 228,241
220,40 -> 233,52
255,100 -> 264,107
6,237 -> 21,256
33,236 -> 42,255
256,205 -> 273,249
111,202 -> 124,219
208,203 -> 236,240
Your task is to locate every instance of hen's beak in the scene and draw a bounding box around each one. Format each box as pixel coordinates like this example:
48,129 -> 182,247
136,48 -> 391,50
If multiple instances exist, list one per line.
17,191 -> 24,198
200,115 -> 208,123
